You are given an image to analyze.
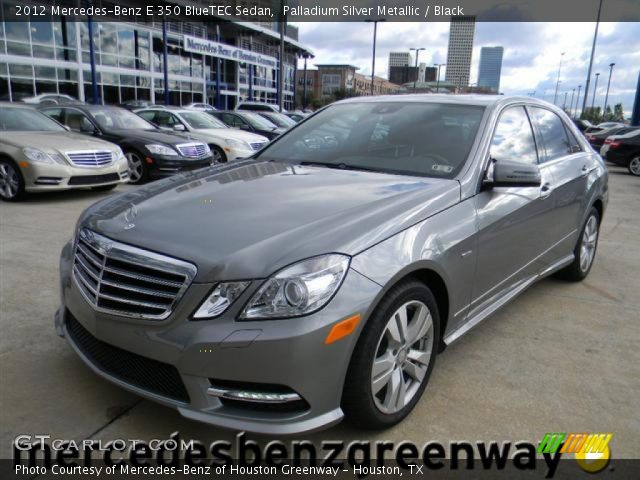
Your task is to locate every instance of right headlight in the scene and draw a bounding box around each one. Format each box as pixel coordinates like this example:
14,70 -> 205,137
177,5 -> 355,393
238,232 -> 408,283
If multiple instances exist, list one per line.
22,148 -> 66,165
145,144 -> 178,156
240,254 -> 350,320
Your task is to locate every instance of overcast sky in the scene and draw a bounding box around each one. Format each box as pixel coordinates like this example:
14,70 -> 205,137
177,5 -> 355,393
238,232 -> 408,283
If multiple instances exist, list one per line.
294,22 -> 640,117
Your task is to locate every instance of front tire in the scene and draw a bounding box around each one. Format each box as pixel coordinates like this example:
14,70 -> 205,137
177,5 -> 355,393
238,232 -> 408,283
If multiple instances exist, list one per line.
342,279 -> 440,429
628,156 -> 640,176
211,145 -> 227,164
125,151 -> 148,184
0,158 -> 26,202
557,207 -> 600,281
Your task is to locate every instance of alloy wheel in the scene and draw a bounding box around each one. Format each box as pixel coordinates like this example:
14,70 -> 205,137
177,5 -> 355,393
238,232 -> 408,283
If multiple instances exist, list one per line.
126,153 -> 143,182
0,163 -> 20,199
579,215 -> 598,273
212,148 -> 223,163
371,300 -> 434,414
629,157 -> 640,176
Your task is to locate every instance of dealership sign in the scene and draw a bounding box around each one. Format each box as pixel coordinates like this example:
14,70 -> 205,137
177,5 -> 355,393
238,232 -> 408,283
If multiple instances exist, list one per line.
184,36 -> 278,68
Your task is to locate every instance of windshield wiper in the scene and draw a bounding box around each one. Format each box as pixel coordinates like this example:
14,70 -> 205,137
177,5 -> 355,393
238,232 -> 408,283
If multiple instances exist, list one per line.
299,161 -> 383,173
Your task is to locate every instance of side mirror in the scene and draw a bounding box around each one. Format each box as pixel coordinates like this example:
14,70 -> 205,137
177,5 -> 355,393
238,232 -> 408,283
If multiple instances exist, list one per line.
173,124 -> 186,132
485,160 -> 541,188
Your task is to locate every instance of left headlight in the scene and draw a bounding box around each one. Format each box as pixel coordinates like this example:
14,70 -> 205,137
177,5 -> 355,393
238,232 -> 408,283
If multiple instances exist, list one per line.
193,281 -> 250,319
240,254 -> 350,320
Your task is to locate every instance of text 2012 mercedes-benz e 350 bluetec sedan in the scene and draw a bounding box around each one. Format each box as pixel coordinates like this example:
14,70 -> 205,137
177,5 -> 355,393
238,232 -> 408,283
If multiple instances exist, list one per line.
55,95 -> 608,434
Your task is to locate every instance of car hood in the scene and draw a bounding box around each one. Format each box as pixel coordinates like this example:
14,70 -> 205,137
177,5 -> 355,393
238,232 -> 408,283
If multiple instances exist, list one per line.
186,129 -> 269,144
108,129 -> 200,146
80,160 -> 460,282
1,131 -> 118,152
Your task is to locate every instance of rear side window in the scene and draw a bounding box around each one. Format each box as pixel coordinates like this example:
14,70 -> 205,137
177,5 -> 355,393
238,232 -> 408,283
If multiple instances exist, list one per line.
529,107 -> 573,162
490,106 -> 538,165
43,108 -> 63,123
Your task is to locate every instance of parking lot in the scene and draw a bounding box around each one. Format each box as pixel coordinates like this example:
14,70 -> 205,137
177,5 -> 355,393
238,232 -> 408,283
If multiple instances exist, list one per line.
1,165 -> 639,458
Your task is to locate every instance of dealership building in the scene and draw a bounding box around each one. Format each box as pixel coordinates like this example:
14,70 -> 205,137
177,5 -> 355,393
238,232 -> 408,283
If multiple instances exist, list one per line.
0,0 -> 313,109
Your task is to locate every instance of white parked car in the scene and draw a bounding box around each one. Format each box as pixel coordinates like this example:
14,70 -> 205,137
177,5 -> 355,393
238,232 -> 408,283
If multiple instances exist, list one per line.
236,101 -> 286,113
184,102 -> 216,111
135,108 -> 269,163
22,94 -> 81,105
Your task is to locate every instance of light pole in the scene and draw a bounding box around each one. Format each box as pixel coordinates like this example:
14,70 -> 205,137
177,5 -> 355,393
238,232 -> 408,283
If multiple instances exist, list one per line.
553,51 -> 566,105
410,47 -> 425,89
582,0 -> 603,116
365,18 -> 385,95
603,62 -> 616,118
569,88 -> 575,114
591,72 -> 600,112
434,63 -> 445,93
563,91 -> 568,110
575,85 -> 582,118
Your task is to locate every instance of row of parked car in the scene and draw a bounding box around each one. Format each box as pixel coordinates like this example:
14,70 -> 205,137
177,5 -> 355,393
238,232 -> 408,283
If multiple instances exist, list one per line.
0,98 -> 311,201
575,120 -> 640,177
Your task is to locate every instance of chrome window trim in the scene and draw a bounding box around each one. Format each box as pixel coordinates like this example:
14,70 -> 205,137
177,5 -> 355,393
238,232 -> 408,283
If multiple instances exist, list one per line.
72,228 -> 197,320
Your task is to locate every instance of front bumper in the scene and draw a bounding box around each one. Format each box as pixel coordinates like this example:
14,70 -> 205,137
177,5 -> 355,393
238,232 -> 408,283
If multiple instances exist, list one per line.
56,241 -> 381,434
147,153 -> 213,177
20,161 -> 128,192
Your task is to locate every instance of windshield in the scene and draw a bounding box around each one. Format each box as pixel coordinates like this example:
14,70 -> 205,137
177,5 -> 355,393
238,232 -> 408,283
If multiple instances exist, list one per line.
90,108 -> 156,130
241,112 -> 278,129
263,113 -> 296,128
257,102 -> 485,179
0,107 -> 66,132
179,111 -> 227,129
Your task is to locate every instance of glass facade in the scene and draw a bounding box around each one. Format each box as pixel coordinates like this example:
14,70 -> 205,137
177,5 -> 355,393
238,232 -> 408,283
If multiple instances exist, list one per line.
0,0 -> 303,109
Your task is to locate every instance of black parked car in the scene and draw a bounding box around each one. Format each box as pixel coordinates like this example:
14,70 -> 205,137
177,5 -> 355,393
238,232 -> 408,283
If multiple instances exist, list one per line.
209,110 -> 286,140
600,129 -> 640,176
257,111 -> 297,130
572,118 -> 593,132
40,105 -> 213,184
585,126 -> 638,150
584,121 -> 625,134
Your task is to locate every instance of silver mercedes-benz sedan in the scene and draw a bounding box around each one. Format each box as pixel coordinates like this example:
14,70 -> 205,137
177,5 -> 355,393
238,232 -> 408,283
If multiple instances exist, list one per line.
55,95 -> 608,434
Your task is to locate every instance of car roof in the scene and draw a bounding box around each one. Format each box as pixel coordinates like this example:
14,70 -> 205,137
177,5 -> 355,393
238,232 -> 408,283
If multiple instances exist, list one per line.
336,94 -> 547,109
0,102 -> 37,109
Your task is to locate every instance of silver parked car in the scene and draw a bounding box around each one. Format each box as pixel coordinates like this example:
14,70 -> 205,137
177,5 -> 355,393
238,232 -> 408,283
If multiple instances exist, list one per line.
55,95 -> 607,434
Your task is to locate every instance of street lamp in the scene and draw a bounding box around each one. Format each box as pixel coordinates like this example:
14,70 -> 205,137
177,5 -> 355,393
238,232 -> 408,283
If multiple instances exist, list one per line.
410,47 -> 426,89
581,0 -> 603,116
434,63 -> 445,93
553,51 -> 566,105
591,72 -> 600,113
575,85 -> 582,118
563,91 -> 568,111
569,88 -> 575,115
603,62 -> 616,118
365,18 -> 385,95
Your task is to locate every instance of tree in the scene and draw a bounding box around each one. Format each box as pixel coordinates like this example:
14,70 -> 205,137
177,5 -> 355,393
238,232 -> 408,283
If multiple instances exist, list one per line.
613,103 -> 624,121
581,106 -> 602,123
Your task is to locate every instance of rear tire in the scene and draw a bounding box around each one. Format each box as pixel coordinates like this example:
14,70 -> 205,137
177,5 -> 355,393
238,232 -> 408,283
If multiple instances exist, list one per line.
0,158 -> 26,202
342,279 -> 440,429
557,207 -> 600,281
91,184 -> 118,192
628,156 -> 640,176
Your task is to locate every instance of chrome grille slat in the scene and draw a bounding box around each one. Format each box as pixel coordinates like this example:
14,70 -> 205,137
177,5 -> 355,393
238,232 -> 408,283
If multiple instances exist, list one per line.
75,255 -> 101,282
72,229 -> 197,320
102,265 -> 184,288
67,151 -> 114,168
100,279 -> 176,299
176,143 -> 208,158
98,292 -> 169,310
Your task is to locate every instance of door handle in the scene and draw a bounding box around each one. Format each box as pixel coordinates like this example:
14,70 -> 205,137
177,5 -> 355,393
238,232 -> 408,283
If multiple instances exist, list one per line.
540,182 -> 553,199
581,165 -> 593,177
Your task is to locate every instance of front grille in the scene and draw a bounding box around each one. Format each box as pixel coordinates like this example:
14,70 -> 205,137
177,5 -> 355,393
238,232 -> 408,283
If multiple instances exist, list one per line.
67,151 -> 113,167
66,314 -> 190,403
68,173 -> 120,186
73,229 -> 196,320
250,142 -> 267,151
176,143 -> 208,158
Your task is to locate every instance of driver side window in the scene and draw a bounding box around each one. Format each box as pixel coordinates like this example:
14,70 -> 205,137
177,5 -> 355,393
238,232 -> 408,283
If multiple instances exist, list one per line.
491,107 -> 538,165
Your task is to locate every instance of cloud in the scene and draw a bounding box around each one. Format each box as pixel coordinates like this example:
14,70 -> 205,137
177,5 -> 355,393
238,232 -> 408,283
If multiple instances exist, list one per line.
295,21 -> 640,117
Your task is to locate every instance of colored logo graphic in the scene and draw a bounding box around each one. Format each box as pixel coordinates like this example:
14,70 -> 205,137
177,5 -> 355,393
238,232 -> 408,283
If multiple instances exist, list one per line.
538,432 -> 612,473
